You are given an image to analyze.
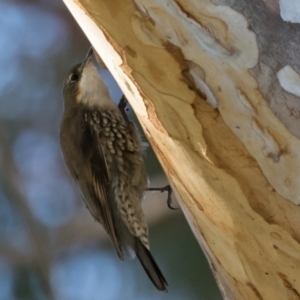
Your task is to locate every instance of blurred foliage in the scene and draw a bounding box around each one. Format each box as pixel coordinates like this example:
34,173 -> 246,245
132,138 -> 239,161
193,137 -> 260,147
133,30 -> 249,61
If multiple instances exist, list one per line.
0,0 -> 222,299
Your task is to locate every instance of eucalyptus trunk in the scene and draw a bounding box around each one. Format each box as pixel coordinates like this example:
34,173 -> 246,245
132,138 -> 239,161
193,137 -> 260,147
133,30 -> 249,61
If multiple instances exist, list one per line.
63,0 -> 300,299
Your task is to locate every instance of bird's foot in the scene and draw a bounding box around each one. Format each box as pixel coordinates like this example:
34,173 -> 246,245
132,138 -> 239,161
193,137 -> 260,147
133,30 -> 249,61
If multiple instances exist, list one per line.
118,95 -> 130,123
146,185 -> 177,210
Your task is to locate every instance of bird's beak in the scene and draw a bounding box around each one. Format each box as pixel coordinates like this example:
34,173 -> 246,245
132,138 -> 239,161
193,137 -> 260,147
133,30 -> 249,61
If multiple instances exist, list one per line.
81,47 -> 94,70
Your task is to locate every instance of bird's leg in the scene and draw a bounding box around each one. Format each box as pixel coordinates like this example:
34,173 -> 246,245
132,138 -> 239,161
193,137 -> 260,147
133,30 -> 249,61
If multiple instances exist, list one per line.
146,185 -> 177,210
118,95 -> 130,123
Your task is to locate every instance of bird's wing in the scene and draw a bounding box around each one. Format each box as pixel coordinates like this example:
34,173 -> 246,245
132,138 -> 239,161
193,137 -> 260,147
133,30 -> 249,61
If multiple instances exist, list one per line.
79,111 -> 123,260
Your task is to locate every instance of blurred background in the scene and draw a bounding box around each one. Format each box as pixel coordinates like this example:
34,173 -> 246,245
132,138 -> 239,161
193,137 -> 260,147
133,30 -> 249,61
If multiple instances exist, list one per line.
0,0 -> 222,299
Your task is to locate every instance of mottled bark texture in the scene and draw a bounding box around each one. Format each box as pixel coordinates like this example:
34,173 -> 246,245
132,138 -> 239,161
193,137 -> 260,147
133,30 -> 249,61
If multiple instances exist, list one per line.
62,0 -> 300,299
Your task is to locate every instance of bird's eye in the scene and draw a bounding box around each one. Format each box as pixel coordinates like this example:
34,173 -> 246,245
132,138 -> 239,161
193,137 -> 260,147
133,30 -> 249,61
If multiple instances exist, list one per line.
70,73 -> 79,82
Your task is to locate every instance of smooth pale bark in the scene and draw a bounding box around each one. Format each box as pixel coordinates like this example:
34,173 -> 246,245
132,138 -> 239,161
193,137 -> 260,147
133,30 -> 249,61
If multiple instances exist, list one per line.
62,0 -> 300,299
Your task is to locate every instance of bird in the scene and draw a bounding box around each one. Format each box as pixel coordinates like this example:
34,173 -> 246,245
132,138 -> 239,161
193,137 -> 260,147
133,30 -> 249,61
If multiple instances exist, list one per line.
60,48 -> 168,291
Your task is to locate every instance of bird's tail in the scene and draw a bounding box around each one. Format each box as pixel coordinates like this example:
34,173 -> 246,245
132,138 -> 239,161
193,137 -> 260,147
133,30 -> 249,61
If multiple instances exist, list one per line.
135,238 -> 168,291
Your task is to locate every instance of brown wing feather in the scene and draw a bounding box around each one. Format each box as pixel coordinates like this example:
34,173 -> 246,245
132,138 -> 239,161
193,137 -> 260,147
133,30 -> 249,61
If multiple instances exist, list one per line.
80,113 -> 123,260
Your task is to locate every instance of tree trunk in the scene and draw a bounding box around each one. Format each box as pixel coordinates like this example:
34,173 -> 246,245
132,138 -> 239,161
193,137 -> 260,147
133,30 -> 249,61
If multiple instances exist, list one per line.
62,0 -> 300,299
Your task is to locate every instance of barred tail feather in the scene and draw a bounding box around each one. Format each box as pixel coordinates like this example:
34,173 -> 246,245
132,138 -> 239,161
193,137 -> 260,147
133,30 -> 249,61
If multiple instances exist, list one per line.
135,238 -> 168,291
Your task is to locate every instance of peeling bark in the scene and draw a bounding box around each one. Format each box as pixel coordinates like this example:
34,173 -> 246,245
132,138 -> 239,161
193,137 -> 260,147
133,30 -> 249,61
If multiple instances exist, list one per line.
62,0 -> 300,299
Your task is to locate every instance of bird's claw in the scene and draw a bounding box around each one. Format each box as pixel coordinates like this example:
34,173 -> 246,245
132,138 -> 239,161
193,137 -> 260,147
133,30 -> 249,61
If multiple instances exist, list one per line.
118,95 -> 130,123
146,184 -> 178,210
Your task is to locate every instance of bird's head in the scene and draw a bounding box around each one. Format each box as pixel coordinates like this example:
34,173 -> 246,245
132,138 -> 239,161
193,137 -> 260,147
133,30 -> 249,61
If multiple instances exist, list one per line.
63,48 -> 111,109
